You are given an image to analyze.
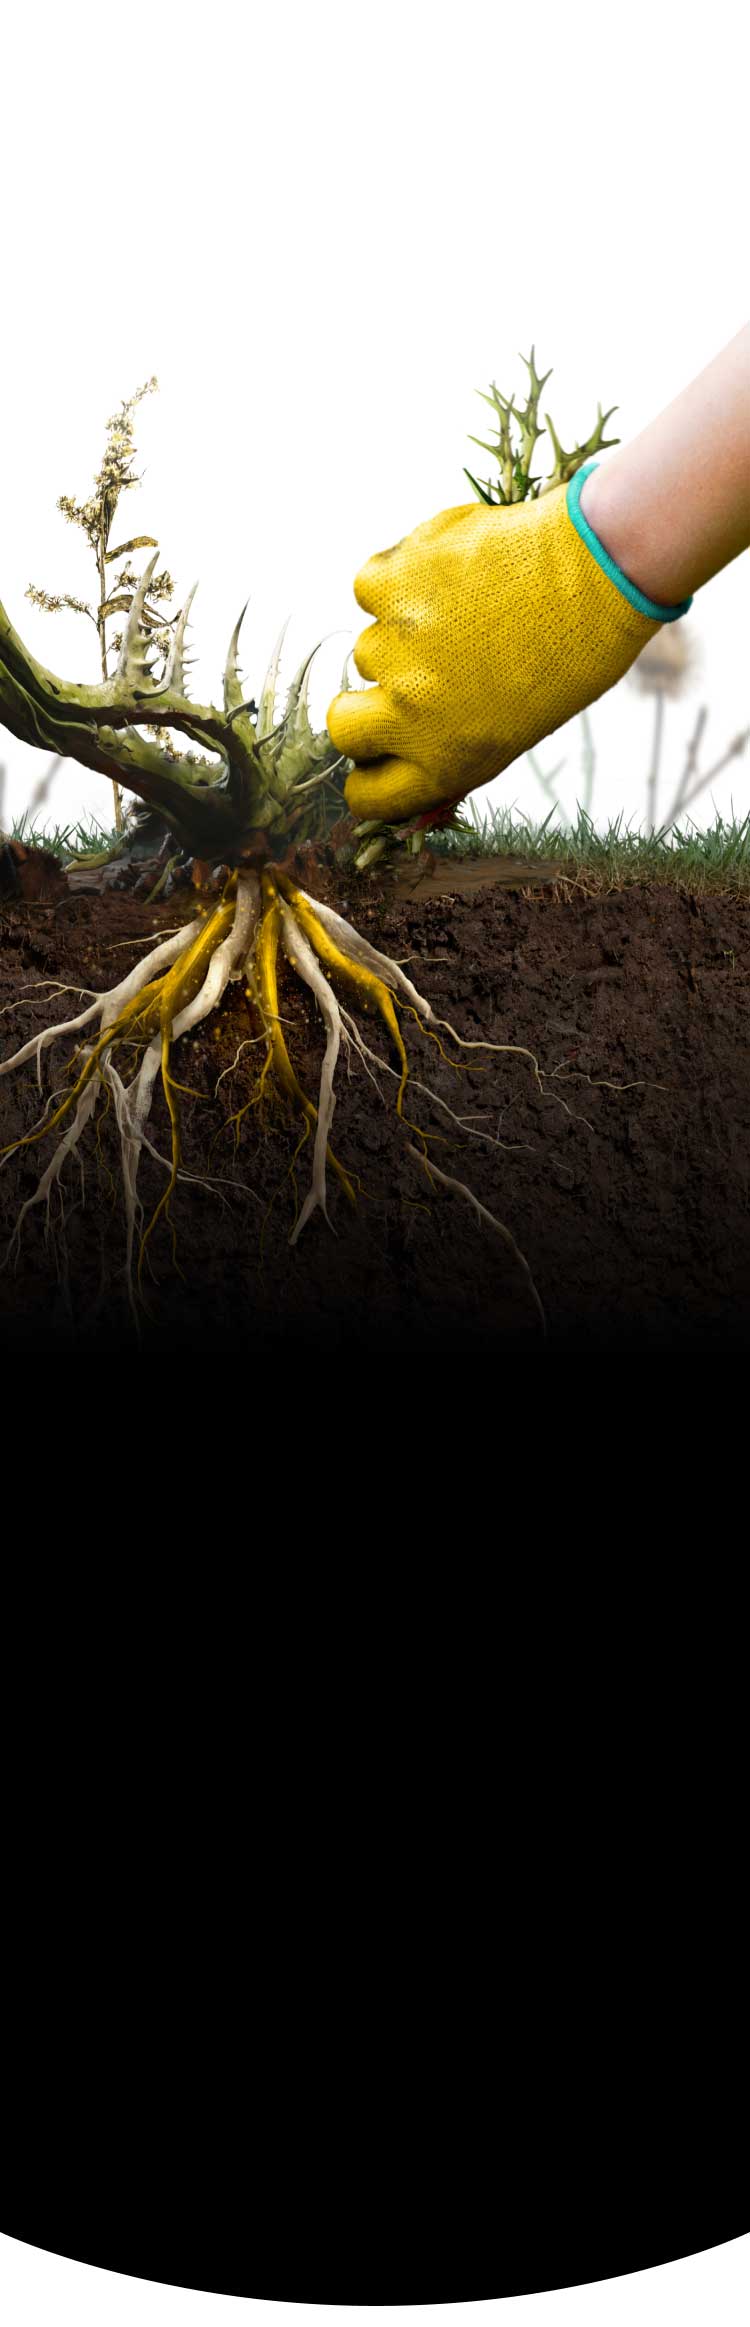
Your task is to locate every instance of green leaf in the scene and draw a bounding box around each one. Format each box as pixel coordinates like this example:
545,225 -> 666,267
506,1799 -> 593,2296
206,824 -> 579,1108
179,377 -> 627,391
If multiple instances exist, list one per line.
162,582 -> 199,699
223,599 -> 251,718
464,469 -> 495,505
256,618 -> 290,740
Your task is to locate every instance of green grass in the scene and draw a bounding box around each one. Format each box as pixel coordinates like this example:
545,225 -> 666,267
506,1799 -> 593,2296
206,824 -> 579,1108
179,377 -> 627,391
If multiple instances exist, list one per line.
427,798 -> 750,893
8,808 -> 131,864
8,798 -> 750,895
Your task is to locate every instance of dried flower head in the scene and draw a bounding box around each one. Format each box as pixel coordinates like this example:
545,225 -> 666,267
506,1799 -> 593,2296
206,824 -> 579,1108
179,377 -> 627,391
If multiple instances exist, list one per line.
26,584 -> 94,620
25,377 -> 169,831
628,620 -> 697,699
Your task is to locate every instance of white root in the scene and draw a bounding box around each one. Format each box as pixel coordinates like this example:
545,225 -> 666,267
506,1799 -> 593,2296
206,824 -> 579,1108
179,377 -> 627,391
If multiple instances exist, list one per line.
0,918 -> 197,1092
213,1034 -> 267,1098
279,900 -> 342,1244
406,1145 -> 546,1340
339,1009 -> 388,1106
103,1052 -> 248,1324
339,1010 -> 533,1156
2,1076 -> 101,1271
104,1045 -> 163,1312
297,889 -> 438,1020
297,887 -> 543,1084
0,978 -> 99,1017
336,1010 -> 543,1330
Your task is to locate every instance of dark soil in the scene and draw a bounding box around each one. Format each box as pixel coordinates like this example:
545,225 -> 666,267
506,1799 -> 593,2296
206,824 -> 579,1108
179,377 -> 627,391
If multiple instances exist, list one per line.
2,841 -> 750,1356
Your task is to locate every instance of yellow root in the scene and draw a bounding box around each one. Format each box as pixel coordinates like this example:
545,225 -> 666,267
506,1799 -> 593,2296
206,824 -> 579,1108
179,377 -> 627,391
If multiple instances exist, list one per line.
256,874 -> 356,1207
399,1002 -> 490,1080
0,894 -> 235,1175
276,874 -> 410,1113
135,893 -> 238,1290
157,893 -> 236,1028
0,851 -> 557,1323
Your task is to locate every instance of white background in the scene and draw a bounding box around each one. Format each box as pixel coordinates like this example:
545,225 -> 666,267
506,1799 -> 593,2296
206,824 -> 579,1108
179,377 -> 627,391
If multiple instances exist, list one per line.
1,2233 -> 749,2325
0,0 -> 747,853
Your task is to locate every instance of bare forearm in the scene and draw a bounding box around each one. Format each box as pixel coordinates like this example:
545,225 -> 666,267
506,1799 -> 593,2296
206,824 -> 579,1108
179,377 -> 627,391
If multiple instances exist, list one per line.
579,322 -> 750,604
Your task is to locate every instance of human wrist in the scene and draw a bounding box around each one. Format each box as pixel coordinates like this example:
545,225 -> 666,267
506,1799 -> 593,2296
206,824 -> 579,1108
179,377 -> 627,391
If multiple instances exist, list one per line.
578,459 -> 693,611
578,324 -> 750,603
569,461 -> 692,622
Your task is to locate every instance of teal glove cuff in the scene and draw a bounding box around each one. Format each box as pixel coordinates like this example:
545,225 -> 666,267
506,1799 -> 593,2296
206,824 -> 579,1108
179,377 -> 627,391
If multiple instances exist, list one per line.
567,460 -> 693,622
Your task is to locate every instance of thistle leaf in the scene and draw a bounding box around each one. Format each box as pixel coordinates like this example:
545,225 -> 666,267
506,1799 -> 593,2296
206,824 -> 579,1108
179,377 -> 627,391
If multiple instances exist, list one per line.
259,639 -> 347,798
539,402 -> 620,492
223,598 -> 251,716
256,616 -> 290,739
284,643 -> 317,726
463,468 -> 495,505
264,644 -> 319,784
162,581 -> 199,698
113,551 -> 167,695
476,386 -> 511,414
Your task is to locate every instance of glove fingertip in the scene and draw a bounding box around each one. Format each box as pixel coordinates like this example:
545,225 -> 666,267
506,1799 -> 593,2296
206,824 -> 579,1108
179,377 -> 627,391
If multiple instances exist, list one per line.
326,691 -> 349,748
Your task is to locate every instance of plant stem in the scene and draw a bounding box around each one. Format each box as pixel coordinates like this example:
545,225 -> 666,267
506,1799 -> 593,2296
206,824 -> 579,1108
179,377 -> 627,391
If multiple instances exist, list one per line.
98,513 -> 123,831
663,706 -> 708,829
647,693 -> 665,834
28,752 -> 64,815
579,709 -> 595,819
672,728 -> 750,819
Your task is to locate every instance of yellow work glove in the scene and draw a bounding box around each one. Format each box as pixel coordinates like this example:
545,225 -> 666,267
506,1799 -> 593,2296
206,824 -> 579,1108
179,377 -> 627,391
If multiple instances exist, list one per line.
327,459 -> 693,825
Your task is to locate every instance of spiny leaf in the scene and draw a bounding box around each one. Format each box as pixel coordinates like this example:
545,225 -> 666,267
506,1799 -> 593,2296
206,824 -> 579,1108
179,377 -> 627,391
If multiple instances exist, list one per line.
262,644 -> 319,783
256,617 -> 290,739
162,582 -> 199,698
517,347 -> 553,401
540,403 -> 620,491
260,640 -> 347,796
476,385 -> 512,414
284,643 -> 317,725
467,432 -> 506,458
113,552 -> 170,695
223,598 -> 251,717
463,468 -> 495,505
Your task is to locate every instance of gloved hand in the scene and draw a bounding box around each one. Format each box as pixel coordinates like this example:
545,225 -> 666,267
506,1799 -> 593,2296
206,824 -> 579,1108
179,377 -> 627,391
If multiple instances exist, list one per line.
326,459 -> 692,824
